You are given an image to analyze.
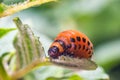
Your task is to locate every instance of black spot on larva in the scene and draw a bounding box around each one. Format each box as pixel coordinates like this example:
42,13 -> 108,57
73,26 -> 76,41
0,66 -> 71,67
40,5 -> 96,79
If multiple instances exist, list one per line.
62,52 -> 67,56
87,41 -> 90,46
76,36 -> 81,41
78,44 -> 81,49
67,44 -> 71,48
88,51 -> 91,54
91,47 -> 93,50
89,55 -> 92,58
68,52 -> 75,57
86,48 -> 88,51
83,45 -> 85,50
61,52 -> 75,57
82,37 -> 86,43
55,40 -> 66,49
70,38 -> 75,42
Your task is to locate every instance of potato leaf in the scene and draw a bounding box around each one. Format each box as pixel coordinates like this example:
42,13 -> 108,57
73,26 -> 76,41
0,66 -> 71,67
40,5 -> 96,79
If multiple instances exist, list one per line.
0,28 -> 16,38
0,3 -> 7,13
0,52 -> 13,80
0,0 -> 56,17
12,17 -> 51,79
28,66 -> 109,80
68,74 -> 83,80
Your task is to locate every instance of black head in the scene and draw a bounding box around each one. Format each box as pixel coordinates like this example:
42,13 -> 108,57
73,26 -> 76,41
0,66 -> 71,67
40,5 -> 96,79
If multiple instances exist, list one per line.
48,46 -> 59,59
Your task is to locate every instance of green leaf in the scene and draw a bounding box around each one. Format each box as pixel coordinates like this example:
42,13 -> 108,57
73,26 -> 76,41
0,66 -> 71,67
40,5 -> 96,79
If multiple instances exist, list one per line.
25,65 -> 109,80
94,40 -> 120,71
12,17 -> 51,80
13,17 -> 46,69
76,67 -> 109,80
0,3 -> 7,13
68,74 -> 83,80
3,0 -> 25,5
0,28 -> 16,38
0,0 -> 56,17
0,52 -> 12,80
0,52 -> 9,58
0,58 -> 10,80
26,66 -> 65,80
46,77 -> 62,80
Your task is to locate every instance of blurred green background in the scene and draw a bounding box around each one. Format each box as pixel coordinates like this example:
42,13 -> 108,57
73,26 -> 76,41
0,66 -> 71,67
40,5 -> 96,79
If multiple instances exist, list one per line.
0,0 -> 120,80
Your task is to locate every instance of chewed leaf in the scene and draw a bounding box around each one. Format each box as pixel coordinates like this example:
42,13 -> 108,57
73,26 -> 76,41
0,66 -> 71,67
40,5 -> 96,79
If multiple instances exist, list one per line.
50,55 -> 97,70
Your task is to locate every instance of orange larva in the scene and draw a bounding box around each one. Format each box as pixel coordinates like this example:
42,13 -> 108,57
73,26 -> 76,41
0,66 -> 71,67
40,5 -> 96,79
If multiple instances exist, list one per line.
48,30 -> 93,59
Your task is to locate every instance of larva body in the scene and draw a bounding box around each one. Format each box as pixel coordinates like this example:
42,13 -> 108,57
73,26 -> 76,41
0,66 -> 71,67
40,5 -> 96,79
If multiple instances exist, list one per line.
48,30 -> 93,59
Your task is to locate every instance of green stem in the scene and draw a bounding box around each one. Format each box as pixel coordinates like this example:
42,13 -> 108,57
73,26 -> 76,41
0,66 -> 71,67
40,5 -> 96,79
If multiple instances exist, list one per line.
11,59 -> 52,80
0,58 -> 11,80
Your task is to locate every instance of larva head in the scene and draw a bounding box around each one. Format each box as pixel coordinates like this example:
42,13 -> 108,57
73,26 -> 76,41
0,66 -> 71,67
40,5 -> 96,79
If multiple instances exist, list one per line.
48,41 -> 65,59
48,46 -> 59,58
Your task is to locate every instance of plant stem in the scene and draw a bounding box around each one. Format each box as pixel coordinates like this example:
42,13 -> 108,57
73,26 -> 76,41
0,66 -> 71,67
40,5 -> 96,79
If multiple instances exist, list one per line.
0,58 -> 11,80
11,59 -> 52,80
